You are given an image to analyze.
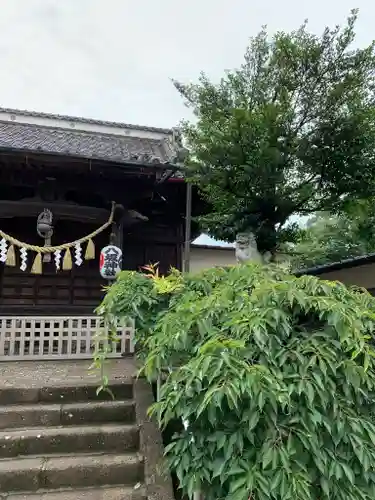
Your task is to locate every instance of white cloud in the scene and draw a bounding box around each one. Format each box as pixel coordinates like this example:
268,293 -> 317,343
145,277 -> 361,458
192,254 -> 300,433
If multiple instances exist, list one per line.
0,0 -> 372,127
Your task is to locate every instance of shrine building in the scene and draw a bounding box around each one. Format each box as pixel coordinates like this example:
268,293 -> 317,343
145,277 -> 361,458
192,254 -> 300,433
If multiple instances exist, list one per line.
0,108 -> 199,360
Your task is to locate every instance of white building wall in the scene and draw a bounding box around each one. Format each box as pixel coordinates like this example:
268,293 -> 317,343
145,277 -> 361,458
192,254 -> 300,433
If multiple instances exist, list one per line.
310,263 -> 375,290
189,246 -> 236,273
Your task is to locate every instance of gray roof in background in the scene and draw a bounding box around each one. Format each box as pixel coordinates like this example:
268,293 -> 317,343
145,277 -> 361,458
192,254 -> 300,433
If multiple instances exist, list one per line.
296,252 -> 375,276
0,108 -> 178,166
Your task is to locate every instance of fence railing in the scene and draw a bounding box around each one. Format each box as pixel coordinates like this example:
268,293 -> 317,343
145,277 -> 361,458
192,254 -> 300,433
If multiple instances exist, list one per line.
0,316 -> 134,361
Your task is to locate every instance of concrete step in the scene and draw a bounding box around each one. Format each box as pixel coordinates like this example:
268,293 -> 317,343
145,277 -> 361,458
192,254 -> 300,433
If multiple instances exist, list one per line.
0,424 -> 139,458
0,400 -> 136,430
0,382 -> 134,406
4,484 -> 146,499
0,453 -> 143,493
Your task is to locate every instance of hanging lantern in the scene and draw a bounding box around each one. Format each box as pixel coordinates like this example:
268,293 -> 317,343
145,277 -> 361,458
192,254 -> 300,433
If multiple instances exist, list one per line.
99,245 -> 122,280
36,209 -> 53,236
37,209 -> 53,263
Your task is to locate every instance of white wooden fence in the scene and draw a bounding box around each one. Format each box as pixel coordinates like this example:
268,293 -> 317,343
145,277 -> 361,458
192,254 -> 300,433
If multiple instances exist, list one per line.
0,316 -> 134,361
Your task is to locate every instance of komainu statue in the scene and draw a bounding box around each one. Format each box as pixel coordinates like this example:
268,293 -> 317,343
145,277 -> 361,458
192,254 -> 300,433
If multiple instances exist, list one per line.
235,232 -> 272,264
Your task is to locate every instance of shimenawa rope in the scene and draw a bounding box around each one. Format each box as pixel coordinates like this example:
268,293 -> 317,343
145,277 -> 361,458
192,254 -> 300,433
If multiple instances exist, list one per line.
0,202 -> 116,274
0,202 -> 115,253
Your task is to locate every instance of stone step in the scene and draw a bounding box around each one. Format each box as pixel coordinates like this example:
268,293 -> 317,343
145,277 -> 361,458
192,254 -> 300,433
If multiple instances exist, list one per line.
0,424 -> 139,458
0,400 -> 136,430
4,484 -> 146,499
0,453 -> 143,493
0,382 -> 134,406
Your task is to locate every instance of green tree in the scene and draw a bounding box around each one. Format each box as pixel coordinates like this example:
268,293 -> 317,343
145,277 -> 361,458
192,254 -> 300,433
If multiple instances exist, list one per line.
175,11 -> 375,257
292,199 -> 375,269
98,263 -> 375,500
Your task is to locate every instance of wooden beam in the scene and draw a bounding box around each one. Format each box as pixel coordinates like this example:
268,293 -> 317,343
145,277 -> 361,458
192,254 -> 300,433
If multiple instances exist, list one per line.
0,200 -> 111,223
0,200 -> 147,228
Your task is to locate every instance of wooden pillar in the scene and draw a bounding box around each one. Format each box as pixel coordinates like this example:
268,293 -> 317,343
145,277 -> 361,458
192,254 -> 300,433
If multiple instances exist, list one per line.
110,204 -> 125,247
183,183 -> 192,272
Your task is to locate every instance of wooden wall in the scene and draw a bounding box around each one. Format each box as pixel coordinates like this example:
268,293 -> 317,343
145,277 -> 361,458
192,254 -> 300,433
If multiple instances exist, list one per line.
0,217 -> 182,315
123,220 -> 183,275
0,152 -> 186,315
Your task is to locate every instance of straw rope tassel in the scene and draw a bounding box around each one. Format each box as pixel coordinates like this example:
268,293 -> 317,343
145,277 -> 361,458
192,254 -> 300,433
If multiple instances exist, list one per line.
0,201 -> 115,274
85,238 -> 95,260
62,248 -> 73,271
5,244 -> 16,267
31,253 -> 42,274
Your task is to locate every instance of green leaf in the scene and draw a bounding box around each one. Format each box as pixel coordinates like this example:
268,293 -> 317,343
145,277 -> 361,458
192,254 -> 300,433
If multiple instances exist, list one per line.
320,477 -> 330,497
306,381 -> 315,405
212,458 -> 226,478
341,463 -> 355,484
258,391 -> 265,411
312,372 -> 324,390
227,464 -> 246,476
229,475 -> 247,493
248,411 -> 260,431
279,447 -> 291,472
270,469 -> 282,491
262,446 -> 274,470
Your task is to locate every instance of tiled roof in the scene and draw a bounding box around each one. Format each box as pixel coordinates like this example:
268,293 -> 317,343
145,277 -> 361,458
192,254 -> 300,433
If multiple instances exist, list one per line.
0,107 -> 183,167
295,252 -> 375,276
0,121 -> 177,165
0,107 -> 172,134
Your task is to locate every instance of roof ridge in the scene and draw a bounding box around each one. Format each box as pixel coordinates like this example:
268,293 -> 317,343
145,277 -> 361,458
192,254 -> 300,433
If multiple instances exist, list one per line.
0,119 -> 167,144
0,107 -> 174,135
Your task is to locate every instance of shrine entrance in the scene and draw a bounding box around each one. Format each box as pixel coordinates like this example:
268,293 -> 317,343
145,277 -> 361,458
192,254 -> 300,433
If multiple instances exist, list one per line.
0,109 -> 200,361
0,205 -> 135,360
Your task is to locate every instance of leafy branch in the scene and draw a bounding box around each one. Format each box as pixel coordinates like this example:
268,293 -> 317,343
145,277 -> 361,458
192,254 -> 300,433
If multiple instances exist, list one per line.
175,11 -> 375,255
95,262 -> 375,499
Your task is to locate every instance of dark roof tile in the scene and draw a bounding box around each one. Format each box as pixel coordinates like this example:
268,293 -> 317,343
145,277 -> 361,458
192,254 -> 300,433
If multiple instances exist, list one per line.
0,121 -> 176,165
296,252 -> 375,276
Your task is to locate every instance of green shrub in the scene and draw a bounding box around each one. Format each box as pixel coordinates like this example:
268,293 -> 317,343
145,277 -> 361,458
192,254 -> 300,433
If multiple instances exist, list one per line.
97,263 -> 375,500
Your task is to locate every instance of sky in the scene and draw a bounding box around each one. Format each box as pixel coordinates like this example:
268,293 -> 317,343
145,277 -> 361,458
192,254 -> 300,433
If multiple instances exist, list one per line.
0,0 -> 373,245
